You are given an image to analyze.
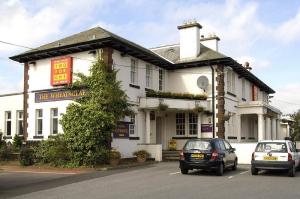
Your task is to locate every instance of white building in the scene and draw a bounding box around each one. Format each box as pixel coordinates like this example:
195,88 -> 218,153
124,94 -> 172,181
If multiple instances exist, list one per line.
1,22 -> 284,162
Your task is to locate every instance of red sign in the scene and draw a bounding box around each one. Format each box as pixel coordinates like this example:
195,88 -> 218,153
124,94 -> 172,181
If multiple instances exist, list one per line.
51,57 -> 72,86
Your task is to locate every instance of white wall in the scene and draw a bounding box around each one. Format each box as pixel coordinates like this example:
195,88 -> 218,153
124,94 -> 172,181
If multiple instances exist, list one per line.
0,94 -> 23,141
231,142 -> 257,164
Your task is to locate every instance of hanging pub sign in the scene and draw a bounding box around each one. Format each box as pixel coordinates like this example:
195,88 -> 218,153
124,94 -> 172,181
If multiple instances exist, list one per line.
113,121 -> 131,138
201,124 -> 213,133
51,57 -> 73,86
35,89 -> 86,103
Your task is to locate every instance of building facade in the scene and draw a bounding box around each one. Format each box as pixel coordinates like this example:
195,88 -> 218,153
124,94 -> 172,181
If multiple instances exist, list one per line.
1,22 -> 283,161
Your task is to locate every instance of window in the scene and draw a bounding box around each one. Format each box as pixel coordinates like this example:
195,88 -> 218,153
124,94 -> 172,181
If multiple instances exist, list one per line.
16,111 -> 23,135
35,109 -> 43,135
176,113 -> 185,135
50,108 -> 58,134
5,111 -> 11,136
159,69 -> 164,91
129,114 -> 136,135
227,70 -> 235,94
242,79 -> 246,99
130,59 -> 138,84
146,64 -> 152,88
189,113 -> 198,135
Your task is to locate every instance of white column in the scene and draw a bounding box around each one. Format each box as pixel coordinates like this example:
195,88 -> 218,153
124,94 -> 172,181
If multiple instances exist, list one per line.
277,119 -> 281,139
271,118 -> 277,140
265,117 -> 271,140
258,114 -> 265,141
197,113 -> 202,138
236,114 -> 241,142
145,110 -> 151,144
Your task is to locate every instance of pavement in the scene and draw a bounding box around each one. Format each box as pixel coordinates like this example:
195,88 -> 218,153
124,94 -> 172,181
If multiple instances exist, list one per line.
1,162 -> 300,199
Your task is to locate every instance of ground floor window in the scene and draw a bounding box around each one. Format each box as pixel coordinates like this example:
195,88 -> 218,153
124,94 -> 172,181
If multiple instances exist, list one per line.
5,111 -> 11,136
50,108 -> 58,134
189,113 -> 198,135
35,109 -> 43,135
129,114 -> 136,135
176,113 -> 185,135
17,111 -> 24,135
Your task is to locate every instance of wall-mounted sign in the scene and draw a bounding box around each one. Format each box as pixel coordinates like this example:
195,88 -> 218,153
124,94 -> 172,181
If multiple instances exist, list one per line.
201,124 -> 213,133
51,57 -> 73,86
35,89 -> 86,103
113,121 -> 131,139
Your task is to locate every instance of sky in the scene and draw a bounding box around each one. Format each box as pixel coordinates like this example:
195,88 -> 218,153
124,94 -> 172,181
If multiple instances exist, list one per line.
0,0 -> 300,114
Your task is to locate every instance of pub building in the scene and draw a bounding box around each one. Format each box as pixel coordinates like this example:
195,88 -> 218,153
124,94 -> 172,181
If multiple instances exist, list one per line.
0,21 -> 285,163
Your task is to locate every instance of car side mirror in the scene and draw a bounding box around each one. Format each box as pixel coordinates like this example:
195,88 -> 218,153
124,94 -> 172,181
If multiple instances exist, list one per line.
230,148 -> 236,152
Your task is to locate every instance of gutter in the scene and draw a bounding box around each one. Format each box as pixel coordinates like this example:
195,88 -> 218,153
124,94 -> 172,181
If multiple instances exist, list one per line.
210,64 -> 215,138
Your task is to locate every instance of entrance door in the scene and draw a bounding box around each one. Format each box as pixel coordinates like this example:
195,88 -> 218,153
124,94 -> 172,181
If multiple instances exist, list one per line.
156,117 -> 162,146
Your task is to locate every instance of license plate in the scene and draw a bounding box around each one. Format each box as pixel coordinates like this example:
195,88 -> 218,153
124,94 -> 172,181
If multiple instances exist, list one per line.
191,153 -> 204,159
263,156 -> 278,161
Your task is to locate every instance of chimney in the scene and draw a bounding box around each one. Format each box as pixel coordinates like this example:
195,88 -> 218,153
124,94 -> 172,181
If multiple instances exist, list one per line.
178,20 -> 202,60
200,33 -> 220,52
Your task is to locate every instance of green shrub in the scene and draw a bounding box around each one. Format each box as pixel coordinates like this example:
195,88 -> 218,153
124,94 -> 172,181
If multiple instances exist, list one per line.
133,150 -> 150,159
13,135 -> 23,150
19,147 -> 34,166
146,89 -> 207,100
0,144 -> 13,161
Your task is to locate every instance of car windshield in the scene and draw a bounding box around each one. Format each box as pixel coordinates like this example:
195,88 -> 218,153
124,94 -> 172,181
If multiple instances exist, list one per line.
184,140 -> 212,151
255,142 -> 287,153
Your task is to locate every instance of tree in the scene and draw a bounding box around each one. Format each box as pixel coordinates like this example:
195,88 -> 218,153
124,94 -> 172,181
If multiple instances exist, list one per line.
60,59 -> 129,166
290,110 -> 300,141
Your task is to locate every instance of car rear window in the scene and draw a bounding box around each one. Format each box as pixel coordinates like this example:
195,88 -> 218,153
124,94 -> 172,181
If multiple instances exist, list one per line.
184,140 -> 212,151
255,142 -> 288,153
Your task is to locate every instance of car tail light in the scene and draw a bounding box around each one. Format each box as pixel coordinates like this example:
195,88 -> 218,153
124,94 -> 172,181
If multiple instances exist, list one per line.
288,153 -> 292,161
252,152 -> 255,161
210,150 -> 218,161
179,150 -> 185,160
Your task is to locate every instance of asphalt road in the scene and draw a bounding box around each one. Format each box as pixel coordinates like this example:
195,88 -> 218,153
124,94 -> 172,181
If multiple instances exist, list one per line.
2,162 -> 300,199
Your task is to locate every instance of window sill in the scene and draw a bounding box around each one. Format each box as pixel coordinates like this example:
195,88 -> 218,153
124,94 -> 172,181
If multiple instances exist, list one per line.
172,136 -> 197,140
242,98 -> 246,101
3,136 -> 12,139
227,136 -> 237,140
227,92 -> 237,97
48,135 -> 58,139
129,84 -> 140,89
33,135 -> 44,139
129,137 -> 140,140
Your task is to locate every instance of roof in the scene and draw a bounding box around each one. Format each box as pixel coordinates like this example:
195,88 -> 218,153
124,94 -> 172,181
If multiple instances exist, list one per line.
151,44 -> 275,94
10,27 -> 172,67
10,26 -> 275,94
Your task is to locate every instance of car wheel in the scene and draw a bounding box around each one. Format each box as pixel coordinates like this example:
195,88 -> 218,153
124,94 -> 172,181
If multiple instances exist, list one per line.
216,163 -> 224,176
251,166 -> 258,175
181,167 -> 188,175
288,165 -> 295,177
232,159 -> 238,171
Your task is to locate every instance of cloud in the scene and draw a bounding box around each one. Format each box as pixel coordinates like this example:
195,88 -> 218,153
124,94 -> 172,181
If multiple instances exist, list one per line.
271,83 -> 300,114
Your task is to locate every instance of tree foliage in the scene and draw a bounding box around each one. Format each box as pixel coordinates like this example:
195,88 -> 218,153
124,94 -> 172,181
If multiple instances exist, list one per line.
290,110 -> 300,141
60,59 -> 129,166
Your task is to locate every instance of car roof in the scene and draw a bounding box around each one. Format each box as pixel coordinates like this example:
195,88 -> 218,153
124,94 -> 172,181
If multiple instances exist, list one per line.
258,140 -> 290,143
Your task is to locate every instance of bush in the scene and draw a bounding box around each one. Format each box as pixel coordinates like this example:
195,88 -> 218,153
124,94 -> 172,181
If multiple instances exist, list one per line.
19,147 -> 34,166
13,135 -> 23,150
133,150 -> 150,159
0,144 -> 13,161
109,149 -> 121,160
34,135 -> 70,167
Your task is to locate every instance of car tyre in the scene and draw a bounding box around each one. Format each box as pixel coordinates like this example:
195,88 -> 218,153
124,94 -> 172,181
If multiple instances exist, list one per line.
216,163 -> 224,176
232,159 -> 238,171
251,166 -> 258,175
181,167 -> 188,175
288,165 -> 295,177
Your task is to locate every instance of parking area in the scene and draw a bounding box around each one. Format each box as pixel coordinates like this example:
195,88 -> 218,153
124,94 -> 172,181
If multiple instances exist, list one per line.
3,162 -> 299,199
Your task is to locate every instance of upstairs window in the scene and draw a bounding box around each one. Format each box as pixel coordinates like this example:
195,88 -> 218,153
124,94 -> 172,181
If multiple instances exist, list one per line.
5,111 -> 11,136
130,59 -> 138,85
242,79 -> 246,99
159,69 -> 164,91
227,70 -> 235,94
17,111 -> 24,135
146,64 -> 152,88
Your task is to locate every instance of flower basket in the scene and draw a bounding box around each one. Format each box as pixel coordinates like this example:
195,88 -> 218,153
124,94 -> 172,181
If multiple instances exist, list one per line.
133,150 -> 150,163
109,149 -> 121,166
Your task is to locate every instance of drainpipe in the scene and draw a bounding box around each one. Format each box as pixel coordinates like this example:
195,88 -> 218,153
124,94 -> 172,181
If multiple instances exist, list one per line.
210,64 -> 215,138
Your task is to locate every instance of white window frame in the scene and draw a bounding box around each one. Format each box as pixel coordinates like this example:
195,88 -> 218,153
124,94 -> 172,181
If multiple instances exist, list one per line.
129,114 -> 136,135
159,68 -> 164,91
176,113 -> 185,136
146,64 -> 152,88
188,113 -> 198,136
227,70 -> 236,94
16,110 -> 24,135
50,108 -> 59,135
35,109 -> 43,135
5,111 -> 12,136
130,59 -> 138,85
